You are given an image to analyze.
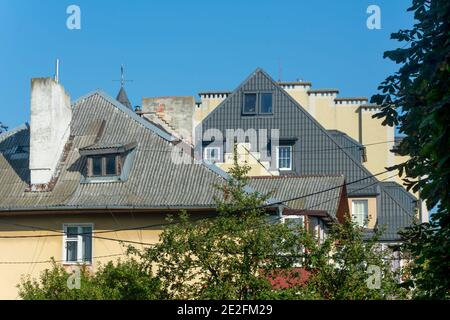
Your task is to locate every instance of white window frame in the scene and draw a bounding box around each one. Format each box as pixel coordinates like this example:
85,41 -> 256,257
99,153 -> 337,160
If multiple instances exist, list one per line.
204,146 -> 221,163
352,200 -> 369,227
276,145 -> 292,171
281,215 -> 305,266
62,223 -> 94,265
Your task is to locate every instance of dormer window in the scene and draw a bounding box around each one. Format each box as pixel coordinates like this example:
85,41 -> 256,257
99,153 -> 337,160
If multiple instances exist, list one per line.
79,142 -> 137,183
260,93 -> 273,114
243,93 -> 257,114
242,92 -> 273,115
88,154 -> 121,177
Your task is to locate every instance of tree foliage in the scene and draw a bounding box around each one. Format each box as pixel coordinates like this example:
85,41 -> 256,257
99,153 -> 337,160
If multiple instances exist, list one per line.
371,0 -> 450,299
300,220 -> 408,299
134,155 -> 298,299
18,157 -> 406,300
18,258 -> 164,300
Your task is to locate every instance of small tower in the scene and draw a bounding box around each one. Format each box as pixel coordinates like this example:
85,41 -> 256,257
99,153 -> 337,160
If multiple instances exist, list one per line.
115,65 -> 132,109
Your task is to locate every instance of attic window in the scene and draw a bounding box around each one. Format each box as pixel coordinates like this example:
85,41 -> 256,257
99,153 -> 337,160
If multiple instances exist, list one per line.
243,93 -> 257,114
88,154 -> 121,177
79,142 -> 137,183
260,93 -> 273,114
242,92 -> 273,115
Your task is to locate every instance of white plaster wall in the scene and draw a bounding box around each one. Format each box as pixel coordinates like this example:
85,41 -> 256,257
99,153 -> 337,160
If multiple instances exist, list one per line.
29,78 -> 71,185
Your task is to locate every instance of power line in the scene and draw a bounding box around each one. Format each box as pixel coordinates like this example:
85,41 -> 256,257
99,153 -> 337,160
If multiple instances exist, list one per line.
242,145 -> 275,177
259,169 -> 390,209
0,253 -> 125,265
0,171 -> 412,265
137,139 -> 396,155
0,168 -> 393,241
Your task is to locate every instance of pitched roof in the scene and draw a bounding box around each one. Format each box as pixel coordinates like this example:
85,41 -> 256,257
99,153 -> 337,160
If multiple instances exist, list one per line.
0,91 -> 226,211
199,68 -> 417,240
200,68 -> 380,196
249,175 -> 346,220
0,90 -> 345,216
327,130 -> 365,163
377,182 -> 418,241
116,87 -> 132,110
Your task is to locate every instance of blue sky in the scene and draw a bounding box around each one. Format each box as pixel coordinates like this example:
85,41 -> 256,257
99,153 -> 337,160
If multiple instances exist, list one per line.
0,0 -> 413,129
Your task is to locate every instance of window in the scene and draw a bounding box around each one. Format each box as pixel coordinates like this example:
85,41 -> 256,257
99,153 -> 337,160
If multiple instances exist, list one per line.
282,215 -> 304,230
63,224 -> 93,264
243,93 -> 257,114
260,93 -> 273,114
276,146 -> 292,170
92,157 -> 102,176
352,200 -> 369,227
281,215 -> 305,265
88,154 -> 120,177
204,147 -> 221,163
105,155 -> 117,175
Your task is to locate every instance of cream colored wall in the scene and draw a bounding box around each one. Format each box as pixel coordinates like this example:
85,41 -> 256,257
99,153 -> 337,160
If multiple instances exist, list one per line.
308,93 -> 338,130
215,143 -> 276,177
194,95 -> 227,124
348,197 -> 377,228
0,212 -> 173,300
360,108 -> 396,181
334,104 -> 360,142
279,84 -> 310,111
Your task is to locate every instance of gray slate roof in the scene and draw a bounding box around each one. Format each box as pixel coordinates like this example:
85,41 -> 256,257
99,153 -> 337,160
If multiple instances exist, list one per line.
327,130 -> 365,163
377,182 -> 418,241
248,175 -> 345,220
116,87 -> 132,110
0,90 -> 344,219
0,91 -> 225,210
199,68 -> 418,241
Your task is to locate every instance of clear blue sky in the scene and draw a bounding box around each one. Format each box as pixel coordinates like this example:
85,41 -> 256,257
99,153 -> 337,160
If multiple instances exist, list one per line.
0,0 -> 413,129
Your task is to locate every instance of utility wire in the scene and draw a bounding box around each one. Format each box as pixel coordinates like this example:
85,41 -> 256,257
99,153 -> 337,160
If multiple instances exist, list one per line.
0,253 -> 125,265
137,139 -> 396,155
0,169 -> 392,240
242,145 -> 275,177
0,172 -> 412,264
259,169 -> 390,209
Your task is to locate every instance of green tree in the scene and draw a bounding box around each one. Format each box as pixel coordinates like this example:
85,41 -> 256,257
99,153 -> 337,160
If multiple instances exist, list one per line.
371,0 -> 450,299
133,154 -> 405,300
297,219 -> 408,299
18,156 -> 407,300
135,154 -> 297,299
18,258 -> 164,300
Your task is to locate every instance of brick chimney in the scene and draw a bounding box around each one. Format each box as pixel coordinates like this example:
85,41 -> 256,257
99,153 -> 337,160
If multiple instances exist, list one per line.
29,78 -> 72,187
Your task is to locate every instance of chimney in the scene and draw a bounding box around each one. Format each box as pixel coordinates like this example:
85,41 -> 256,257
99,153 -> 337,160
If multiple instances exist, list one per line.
29,78 -> 72,187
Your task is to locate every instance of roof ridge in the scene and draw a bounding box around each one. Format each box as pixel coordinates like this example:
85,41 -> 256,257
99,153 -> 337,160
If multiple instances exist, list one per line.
73,90 -> 177,143
0,123 -> 29,144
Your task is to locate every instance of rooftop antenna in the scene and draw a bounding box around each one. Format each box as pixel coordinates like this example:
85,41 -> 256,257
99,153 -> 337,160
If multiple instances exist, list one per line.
113,64 -> 133,87
54,59 -> 60,83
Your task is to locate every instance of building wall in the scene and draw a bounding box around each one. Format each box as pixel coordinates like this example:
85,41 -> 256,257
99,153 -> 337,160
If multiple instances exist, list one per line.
348,197 -> 378,229
215,143 -> 276,176
0,212 -> 177,300
194,93 -> 229,124
200,70 -> 380,202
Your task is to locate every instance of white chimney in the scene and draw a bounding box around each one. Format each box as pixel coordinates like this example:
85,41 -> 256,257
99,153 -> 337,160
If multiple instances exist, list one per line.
29,78 -> 72,186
